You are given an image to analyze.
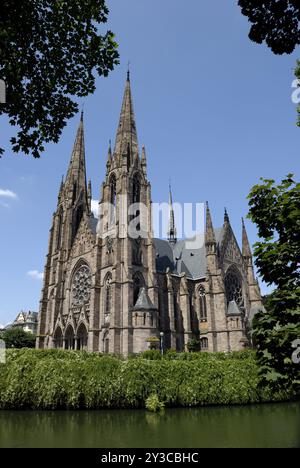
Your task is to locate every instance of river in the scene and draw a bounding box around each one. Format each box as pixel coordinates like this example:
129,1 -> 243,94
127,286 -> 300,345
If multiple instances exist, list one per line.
0,402 -> 299,448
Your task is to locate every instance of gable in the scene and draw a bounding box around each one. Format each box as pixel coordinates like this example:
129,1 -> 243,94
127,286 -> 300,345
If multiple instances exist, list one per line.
70,215 -> 96,259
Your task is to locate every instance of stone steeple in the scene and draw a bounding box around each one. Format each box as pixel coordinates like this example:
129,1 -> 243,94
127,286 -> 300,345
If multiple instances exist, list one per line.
168,183 -> 177,244
114,72 -> 139,161
205,202 -> 216,247
242,218 -> 252,258
205,202 -> 218,273
224,207 -> 230,225
65,112 -> 88,199
241,218 -> 262,311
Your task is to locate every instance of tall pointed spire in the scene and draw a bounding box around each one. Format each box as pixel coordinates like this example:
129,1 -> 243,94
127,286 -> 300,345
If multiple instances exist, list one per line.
205,202 -> 216,245
114,72 -> 138,160
167,183 -> 177,244
65,113 -> 87,198
224,208 -> 230,225
242,218 -> 252,258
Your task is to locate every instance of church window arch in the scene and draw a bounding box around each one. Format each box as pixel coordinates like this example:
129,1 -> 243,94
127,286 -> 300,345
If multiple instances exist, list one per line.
77,323 -> 88,350
110,174 -> 117,207
56,208 -> 63,250
132,174 -> 141,232
65,325 -> 75,350
127,143 -> 131,172
104,273 -> 112,324
103,331 -> 109,354
53,327 -> 63,349
225,266 -> 244,310
132,174 -> 141,204
199,286 -> 207,322
109,174 -> 117,224
72,192 -> 84,243
200,337 -> 208,351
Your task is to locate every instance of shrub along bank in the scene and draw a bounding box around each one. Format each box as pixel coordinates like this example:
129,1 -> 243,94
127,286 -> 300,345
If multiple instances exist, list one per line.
0,349 -> 293,410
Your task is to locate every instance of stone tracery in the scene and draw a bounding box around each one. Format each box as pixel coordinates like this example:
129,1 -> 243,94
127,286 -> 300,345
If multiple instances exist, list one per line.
72,264 -> 92,306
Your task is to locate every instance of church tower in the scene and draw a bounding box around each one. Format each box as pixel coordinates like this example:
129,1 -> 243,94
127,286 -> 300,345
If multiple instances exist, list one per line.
36,112 -> 93,349
97,72 -> 158,355
37,73 -> 263,355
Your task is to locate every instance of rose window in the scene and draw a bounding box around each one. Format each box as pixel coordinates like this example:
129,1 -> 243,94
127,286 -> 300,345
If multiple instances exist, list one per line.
72,265 -> 92,306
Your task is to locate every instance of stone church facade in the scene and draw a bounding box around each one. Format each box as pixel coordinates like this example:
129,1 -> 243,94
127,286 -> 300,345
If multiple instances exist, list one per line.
36,74 -> 263,355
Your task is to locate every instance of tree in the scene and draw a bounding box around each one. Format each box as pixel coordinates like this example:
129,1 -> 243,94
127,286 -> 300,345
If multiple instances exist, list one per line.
248,175 -> 300,394
238,0 -> 300,55
0,0 -> 119,158
1,327 -> 36,348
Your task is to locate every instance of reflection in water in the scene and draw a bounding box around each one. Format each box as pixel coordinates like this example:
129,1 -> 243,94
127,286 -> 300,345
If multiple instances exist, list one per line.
0,402 -> 299,448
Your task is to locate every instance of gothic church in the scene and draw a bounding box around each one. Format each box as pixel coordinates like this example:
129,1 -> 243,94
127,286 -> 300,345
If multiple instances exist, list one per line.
37,74 -> 263,355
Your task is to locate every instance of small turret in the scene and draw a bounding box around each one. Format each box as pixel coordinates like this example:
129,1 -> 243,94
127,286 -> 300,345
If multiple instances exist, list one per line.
167,183 -> 177,244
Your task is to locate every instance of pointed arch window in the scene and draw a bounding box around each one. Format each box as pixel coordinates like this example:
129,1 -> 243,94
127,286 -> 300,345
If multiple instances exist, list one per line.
104,274 -> 112,325
54,327 -> 63,349
132,174 -> 141,204
199,286 -> 207,322
132,174 -> 141,232
56,209 -> 63,250
225,267 -> 244,310
127,143 -> 131,172
200,337 -> 208,351
110,175 -> 117,207
72,191 -> 84,243
109,175 -> 117,224
77,323 -> 88,350
174,293 -> 179,330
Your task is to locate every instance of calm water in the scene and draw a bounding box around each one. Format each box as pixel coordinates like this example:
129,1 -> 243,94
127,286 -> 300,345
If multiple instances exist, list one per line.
0,402 -> 299,448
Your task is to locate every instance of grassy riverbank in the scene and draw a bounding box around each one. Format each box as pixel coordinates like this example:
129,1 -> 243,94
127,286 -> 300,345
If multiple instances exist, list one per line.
0,349 -> 292,410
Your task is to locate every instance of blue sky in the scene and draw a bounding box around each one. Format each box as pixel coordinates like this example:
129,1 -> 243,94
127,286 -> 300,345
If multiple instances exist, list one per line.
0,0 -> 299,326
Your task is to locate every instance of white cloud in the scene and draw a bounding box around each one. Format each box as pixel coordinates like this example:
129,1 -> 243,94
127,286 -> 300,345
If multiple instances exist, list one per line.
27,270 -> 44,281
0,189 -> 18,199
91,199 -> 99,218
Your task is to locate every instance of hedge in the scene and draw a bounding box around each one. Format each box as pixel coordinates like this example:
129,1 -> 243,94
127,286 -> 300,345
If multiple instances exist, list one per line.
0,349 -> 292,410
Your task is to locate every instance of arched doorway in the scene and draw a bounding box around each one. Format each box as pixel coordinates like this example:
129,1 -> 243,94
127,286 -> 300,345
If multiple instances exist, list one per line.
65,325 -> 75,350
53,327 -> 63,349
77,323 -> 88,350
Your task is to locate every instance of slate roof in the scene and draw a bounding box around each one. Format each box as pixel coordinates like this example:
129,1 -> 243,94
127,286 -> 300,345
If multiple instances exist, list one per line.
88,215 -> 225,281
227,300 -> 242,316
154,228 -> 224,279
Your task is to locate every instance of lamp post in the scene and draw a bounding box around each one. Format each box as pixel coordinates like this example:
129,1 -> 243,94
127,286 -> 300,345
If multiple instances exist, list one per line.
160,332 -> 164,356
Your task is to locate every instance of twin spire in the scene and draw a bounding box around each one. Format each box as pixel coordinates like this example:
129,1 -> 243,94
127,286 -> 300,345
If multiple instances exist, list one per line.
64,109 -> 89,212
114,71 -> 139,158
63,74 -> 253,260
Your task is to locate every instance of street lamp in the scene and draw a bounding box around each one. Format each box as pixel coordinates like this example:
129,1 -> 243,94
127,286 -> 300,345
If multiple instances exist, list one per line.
160,332 -> 164,356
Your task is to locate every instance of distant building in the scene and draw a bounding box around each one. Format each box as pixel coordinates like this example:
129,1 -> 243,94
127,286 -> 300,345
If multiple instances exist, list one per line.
5,311 -> 38,335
